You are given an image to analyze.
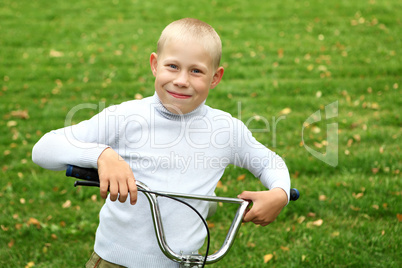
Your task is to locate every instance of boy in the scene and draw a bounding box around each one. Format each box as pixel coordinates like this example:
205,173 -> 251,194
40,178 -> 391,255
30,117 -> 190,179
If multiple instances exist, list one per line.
32,18 -> 290,267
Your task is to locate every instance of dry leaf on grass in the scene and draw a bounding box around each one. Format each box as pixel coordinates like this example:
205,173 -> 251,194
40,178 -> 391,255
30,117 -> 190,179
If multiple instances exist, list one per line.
307,219 -> 323,228
331,231 -> 340,237
237,174 -> 246,181
27,218 -> 41,229
7,121 -> 17,127
25,261 -> 35,268
353,192 -> 364,199
8,239 -> 15,248
62,200 -> 72,208
314,142 -> 323,148
49,49 -> 64,57
215,181 -> 227,192
350,205 -> 361,211
279,107 -> 292,115
353,134 -> 361,142
247,241 -> 256,248
10,110 -> 29,119
372,168 -> 380,174
297,216 -> 306,224
264,253 -> 273,263
313,219 -> 323,226
4,110 -> 30,120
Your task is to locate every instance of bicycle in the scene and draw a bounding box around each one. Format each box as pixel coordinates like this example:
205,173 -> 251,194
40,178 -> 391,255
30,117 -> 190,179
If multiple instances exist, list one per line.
66,165 -> 299,268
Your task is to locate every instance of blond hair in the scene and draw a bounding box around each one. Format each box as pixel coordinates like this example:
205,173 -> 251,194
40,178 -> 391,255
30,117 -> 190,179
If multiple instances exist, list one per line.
157,18 -> 222,69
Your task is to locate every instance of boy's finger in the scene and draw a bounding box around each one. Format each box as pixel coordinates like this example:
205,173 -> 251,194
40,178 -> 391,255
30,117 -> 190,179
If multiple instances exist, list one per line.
237,191 -> 254,201
128,178 -> 137,205
118,182 -> 128,203
109,181 -> 118,201
242,208 -> 255,223
99,179 -> 109,200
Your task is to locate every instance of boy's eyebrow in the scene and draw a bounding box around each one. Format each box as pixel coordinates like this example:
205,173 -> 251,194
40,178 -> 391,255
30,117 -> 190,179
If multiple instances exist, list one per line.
162,57 -> 210,70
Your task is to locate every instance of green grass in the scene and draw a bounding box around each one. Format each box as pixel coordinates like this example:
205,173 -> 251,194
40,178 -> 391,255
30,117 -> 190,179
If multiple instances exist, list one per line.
1,0 -> 401,267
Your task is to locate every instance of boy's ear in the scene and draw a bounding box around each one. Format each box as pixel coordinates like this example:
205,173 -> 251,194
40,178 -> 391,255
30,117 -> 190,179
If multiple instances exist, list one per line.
210,67 -> 224,89
150,53 -> 158,77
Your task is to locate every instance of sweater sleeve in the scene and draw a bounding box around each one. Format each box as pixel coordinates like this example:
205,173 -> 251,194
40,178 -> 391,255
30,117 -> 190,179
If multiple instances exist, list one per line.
32,105 -> 120,171
232,119 -> 291,202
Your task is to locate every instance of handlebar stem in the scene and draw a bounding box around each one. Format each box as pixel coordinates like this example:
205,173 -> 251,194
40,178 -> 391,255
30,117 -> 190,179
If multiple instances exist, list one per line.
135,181 -> 250,265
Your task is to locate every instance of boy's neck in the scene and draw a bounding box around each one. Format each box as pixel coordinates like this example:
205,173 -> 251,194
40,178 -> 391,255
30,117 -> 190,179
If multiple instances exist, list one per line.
153,93 -> 207,120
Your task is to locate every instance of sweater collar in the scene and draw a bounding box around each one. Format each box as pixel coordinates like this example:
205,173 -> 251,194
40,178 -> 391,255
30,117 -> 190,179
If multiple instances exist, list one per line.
152,92 -> 207,120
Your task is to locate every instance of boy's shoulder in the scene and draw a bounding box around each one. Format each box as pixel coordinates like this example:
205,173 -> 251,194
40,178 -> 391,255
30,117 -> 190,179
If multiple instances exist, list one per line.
204,105 -> 245,128
122,95 -> 155,107
106,95 -> 155,114
205,105 -> 241,122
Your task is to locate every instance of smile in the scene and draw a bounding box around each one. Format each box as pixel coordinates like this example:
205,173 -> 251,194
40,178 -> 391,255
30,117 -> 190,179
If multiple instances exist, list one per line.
167,90 -> 192,99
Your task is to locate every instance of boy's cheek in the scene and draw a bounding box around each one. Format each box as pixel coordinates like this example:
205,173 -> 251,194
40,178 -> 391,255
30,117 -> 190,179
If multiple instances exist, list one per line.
155,72 -> 171,82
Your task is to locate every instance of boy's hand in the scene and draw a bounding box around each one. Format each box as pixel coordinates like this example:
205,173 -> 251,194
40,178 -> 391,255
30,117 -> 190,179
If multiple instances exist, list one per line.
238,188 -> 288,226
97,148 -> 137,205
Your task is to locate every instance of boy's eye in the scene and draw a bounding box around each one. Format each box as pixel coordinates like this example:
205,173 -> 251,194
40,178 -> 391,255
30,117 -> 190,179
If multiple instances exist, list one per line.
169,64 -> 178,69
192,69 -> 201,74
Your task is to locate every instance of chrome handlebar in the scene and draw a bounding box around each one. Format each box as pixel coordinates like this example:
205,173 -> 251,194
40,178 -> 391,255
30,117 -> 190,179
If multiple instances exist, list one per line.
135,181 -> 250,266
66,165 -> 299,267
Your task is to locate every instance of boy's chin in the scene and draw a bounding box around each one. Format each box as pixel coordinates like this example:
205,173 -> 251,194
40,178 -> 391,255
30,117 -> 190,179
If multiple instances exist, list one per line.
164,103 -> 197,115
162,102 -> 188,114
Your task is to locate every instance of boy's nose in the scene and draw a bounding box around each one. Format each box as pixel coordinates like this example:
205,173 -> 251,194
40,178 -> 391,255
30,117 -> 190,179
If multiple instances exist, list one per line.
173,71 -> 190,88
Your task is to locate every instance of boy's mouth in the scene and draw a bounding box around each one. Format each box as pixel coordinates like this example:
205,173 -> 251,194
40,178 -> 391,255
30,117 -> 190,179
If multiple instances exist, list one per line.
167,90 -> 192,99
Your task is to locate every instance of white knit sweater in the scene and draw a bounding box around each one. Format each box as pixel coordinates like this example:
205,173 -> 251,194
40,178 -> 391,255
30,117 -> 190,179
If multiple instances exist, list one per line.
32,93 -> 290,267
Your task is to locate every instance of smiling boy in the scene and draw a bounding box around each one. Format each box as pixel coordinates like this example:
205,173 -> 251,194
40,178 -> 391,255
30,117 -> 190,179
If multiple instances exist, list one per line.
150,19 -> 224,115
32,18 -> 290,267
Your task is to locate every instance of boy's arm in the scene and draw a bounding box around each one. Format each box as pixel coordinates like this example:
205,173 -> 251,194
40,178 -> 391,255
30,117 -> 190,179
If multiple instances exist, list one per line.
32,105 -> 137,205
233,119 -> 291,226
32,130 -> 108,170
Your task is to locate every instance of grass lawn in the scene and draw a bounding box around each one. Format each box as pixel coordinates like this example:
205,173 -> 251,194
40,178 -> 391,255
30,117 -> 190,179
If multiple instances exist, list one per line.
1,0 -> 401,267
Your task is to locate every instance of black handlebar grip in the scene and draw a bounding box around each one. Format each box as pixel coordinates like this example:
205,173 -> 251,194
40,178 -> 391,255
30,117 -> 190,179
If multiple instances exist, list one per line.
66,165 -> 99,182
290,188 -> 300,201
66,165 -> 300,201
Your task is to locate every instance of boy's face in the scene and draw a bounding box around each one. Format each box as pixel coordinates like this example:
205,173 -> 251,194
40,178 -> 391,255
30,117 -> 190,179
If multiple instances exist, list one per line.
150,39 -> 224,114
